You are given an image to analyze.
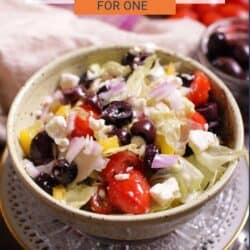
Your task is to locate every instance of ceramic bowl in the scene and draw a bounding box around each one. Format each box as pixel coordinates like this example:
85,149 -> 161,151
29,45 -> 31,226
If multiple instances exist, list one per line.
7,46 -> 244,241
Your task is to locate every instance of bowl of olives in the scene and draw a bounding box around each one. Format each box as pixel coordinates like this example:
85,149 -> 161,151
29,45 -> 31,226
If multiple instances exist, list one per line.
198,17 -> 249,127
7,46 -> 244,241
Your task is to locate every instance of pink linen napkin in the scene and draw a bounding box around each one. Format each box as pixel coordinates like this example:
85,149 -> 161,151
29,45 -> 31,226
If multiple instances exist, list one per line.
0,0 -> 205,146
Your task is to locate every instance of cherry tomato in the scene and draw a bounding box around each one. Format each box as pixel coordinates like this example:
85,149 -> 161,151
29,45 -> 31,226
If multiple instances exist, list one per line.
170,9 -> 198,20
71,115 -> 93,137
189,112 -> 207,129
187,71 -> 211,107
201,11 -> 222,26
90,186 -> 113,214
108,169 -> 150,214
102,151 -> 142,183
176,4 -> 193,11
81,104 -> 99,119
218,4 -> 248,18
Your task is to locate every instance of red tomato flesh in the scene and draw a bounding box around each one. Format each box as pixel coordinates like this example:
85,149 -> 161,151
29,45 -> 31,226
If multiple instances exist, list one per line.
189,111 -> 207,129
187,71 -> 211,107
102,151 -> 142,183
108,169 -> 150,214
71,115 -> 93,137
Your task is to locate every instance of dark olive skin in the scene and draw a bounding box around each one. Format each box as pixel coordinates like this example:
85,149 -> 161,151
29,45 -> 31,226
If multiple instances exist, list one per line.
30,131 -> 56,166
101,101 -> 133,127
84,93 -> 102,113
144,144 -> 159,169
79,72 -> 93,89
212,57 -> 244,78
109,128 -> 131,145
131,119 -> 156,144
207,32 -> 230,60
196,102 -> 218,122
231,40 -> 249,69
177,73 -> 194,87
64,85 -> 86,104
52,160 -> 77,185
34,173 -> 58,194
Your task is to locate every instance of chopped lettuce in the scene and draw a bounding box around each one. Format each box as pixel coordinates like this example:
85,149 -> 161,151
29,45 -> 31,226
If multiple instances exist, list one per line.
65,184 -> 97,209
101,61 -> 131,80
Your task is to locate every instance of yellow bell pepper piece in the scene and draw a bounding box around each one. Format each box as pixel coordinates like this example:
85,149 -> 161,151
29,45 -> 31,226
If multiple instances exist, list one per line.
165,63 -> 176,76
55,105 -> 71,118
156,134 -> 175,154
50,100 -> 61,113
98,136 -> 120,154
53,185 -> 66,201
19,121 -> 43,156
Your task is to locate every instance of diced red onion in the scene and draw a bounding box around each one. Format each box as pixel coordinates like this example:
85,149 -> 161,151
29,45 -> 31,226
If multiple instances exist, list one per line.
36,161 -> 55,174
151,154 -> 178,169
23,159 -> 40,178
66,137 -> 85,163
99,81 -> 125,100
67,111 -> 76,134
168,90 -> 183,110
53,89 -> 64,101
149,82 -> 176,100
90,141 -> 102,155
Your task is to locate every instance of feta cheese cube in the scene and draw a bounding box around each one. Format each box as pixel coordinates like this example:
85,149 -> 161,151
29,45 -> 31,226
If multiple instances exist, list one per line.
45,116 -> 67,140
150,177 -> 181,207
188,130 -> 219,153
59,73 -> 79,90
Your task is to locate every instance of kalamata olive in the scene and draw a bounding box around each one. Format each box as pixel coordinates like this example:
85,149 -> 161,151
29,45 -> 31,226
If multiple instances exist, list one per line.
52,160 -> 77,185
208,120 -> 220,134
212,57 -> 243,78
196,102 -> 218,122
144,144 -> 159,169
101,101 -> 133,127
184,145 -> 193,157
177,73 -> 194,87
207,32 -> 230,60
97,85 -> 109,95
84,93 -> 102,113
30,131 -> 56,165
34,173 -> 58,194
64,85 -> 86,104
122,52 -> 151,68
231,40 -> 249,69
131,119 -> 156,144
79,72 -> 93,89
122,52 -> 136,67
109,128 -> 131,145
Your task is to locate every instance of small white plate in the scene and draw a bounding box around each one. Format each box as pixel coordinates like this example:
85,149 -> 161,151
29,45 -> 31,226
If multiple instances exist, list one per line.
0,152 -> 248,250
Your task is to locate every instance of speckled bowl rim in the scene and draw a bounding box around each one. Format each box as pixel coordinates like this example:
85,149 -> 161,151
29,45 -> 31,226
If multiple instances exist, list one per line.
7,46 -> 244,223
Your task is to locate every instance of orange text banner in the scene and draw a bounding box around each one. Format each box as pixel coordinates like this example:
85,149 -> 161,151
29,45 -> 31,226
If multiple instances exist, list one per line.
75,0 -> 176,15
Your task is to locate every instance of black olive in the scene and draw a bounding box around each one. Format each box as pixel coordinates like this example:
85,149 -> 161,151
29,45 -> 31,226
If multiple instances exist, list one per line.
85,93 -> 102,113
196,102 -> 218,122
79,72 -> 93,89
144,144 -> 159,169
177,73 -> 194,87
131,119 -> 156,144
34,173 -> 58,194
109,128 -> 131,145
212,57 -> 244,78
30,131 -> 56,166
52,160 -> 77,185
101,101 -> 133,127
231,40 -> 249,69
64,85 -> 86,104
207,32 -> 230,60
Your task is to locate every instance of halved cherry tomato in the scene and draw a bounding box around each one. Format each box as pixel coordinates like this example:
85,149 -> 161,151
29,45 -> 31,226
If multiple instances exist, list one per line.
71,115 -> 93,137
187,71 -> 211,107
108,169 -> 150,214
90,186 -> 113,214
189,111 -> 207,129
193,4 -> 217,14
102,151 -> 142,183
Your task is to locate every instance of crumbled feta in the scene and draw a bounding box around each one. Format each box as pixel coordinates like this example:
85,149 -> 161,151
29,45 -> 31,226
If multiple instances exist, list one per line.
59,73 -> 79,90
150,177 -> 181,207
148,60 -> 166,79
166,75 -> 183,88
129,46 -> 141,56
142,42 -> 156,54
89,117 -> 112,140
55,138 -> 70,152
188,130 -> 219,152
45,116 -> 67,140
114,173 -> 130,181
98,189 -> 106,198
